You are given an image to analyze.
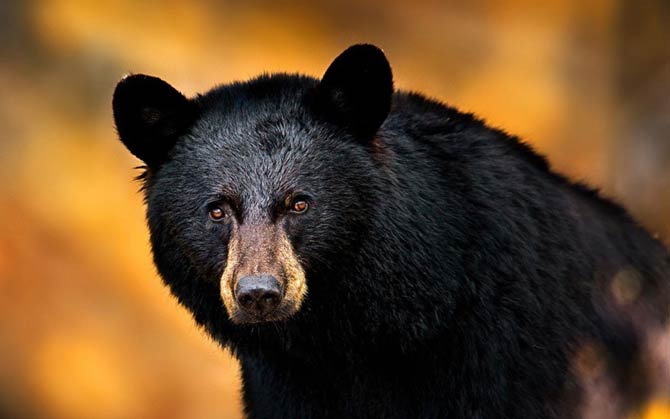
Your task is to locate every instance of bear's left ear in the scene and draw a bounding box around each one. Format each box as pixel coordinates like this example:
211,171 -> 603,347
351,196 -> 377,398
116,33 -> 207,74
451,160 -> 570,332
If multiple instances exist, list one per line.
314,44 -> 393,139
113,74 -> 197,168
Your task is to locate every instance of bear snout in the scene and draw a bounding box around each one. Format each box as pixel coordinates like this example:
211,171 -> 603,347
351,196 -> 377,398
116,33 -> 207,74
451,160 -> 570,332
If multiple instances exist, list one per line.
235,274 -> 284,318
219,223 -> 307,324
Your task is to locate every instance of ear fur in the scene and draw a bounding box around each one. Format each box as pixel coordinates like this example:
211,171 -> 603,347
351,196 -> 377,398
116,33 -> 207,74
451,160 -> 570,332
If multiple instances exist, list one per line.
315,44 -> 393,139
112,74 -> 196,168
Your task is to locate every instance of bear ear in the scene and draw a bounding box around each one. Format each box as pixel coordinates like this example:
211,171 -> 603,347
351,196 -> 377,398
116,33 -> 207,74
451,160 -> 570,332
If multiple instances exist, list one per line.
113,74 -> 197,168
315,44 -> 393,139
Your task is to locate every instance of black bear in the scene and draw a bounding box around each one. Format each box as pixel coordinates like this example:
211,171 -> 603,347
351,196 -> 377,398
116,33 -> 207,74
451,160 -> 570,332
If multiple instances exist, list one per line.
113,44 -> 669,418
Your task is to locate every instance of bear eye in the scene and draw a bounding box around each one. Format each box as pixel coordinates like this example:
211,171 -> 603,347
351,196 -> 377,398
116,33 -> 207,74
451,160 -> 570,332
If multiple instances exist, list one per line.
209,206 -> 227,222
290,198 -> 309,214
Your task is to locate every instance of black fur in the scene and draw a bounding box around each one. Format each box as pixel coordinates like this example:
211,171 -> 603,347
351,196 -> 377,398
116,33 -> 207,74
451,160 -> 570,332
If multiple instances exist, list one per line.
113,74 -> 197,168
314,44 -> 393,139
113,44 -> 670,418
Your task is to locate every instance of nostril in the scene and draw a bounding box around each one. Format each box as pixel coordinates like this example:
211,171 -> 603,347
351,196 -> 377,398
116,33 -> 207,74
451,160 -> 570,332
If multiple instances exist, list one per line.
238,293 -> 254,308
261,291 -> 281,307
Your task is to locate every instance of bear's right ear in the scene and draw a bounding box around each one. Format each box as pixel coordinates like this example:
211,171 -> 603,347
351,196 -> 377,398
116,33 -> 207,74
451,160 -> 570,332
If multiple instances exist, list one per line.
113,74 -> 197,168
314,44 -> 394,140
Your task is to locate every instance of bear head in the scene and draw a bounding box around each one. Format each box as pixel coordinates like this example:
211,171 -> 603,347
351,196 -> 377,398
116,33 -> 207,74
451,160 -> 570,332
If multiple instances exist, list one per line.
113,45 -> 393,326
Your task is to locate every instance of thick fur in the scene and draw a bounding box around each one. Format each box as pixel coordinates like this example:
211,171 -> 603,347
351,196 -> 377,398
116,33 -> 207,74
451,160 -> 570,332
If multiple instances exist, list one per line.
114,46 -> 670,418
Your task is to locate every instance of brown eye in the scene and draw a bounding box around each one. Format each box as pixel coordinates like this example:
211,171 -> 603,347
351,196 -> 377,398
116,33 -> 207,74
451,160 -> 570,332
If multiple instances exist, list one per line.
209,207 -> 225,221
291,199 -> 309,214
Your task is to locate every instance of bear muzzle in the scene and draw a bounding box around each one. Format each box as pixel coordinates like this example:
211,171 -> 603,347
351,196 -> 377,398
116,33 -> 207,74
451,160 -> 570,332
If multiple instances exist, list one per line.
219,223 -> 307,324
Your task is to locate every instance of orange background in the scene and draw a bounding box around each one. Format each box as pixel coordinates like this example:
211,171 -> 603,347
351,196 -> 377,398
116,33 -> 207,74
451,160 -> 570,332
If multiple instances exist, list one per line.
0,1 -> 668,418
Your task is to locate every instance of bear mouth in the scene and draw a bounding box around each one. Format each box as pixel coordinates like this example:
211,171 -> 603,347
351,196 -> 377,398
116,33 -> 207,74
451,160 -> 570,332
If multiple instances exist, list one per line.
227,301 -> 301,325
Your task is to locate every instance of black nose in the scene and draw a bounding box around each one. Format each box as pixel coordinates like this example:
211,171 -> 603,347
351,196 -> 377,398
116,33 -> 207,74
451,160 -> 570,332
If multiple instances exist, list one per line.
235,275 -> 283,317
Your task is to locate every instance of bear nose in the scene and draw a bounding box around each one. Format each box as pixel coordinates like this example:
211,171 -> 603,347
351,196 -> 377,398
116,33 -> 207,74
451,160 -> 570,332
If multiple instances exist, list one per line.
235,275 -> 283,317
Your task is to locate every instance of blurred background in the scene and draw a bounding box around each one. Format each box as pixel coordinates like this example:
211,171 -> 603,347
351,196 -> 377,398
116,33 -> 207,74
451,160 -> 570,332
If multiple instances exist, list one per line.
0,0 -> 668,418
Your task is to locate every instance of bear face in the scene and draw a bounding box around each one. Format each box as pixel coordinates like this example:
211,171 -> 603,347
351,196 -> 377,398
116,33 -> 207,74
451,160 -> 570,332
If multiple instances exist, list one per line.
114,45 -> 393,326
